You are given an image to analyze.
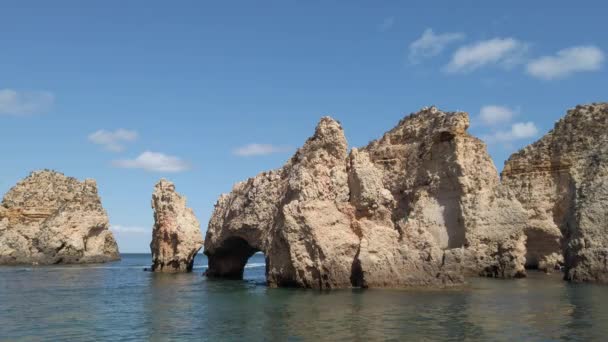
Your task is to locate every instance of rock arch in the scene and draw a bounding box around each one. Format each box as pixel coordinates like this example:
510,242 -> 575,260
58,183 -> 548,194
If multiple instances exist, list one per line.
205,236 -> 261,279
204,108 -> 531,288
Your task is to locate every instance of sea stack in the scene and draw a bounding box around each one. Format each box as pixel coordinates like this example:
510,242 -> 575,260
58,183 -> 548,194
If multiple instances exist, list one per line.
204,107 -> 529,289
502,103 -> 608,283
0,170 -> 120,264
150,179 -> 203,272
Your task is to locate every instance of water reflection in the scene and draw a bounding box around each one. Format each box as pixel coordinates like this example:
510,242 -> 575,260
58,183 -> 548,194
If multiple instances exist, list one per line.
562,282 -> 608,340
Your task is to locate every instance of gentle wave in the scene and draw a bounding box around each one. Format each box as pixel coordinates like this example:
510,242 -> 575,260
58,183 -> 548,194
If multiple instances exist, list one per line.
5,263 -> 266,271
193,263 -> 265,269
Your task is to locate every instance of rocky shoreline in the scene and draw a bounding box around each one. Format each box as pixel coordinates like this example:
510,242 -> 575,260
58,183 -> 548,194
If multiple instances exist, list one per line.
1,103 -> 606,289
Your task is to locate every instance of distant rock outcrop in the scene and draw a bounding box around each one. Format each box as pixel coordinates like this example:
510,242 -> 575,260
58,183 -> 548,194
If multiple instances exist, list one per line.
150,179 -> 203,272
0,170 -> 120,264
204,107 -> 529,288
502,103 -> 608,282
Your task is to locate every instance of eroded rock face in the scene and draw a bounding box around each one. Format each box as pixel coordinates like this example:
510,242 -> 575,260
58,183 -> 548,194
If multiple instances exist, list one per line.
205,108 -> 529,288
205,117 -> 358,287
150,179 -> 203,272
0,170 -> 120,264
356,109 -> 528,282
502,103 -> 608,282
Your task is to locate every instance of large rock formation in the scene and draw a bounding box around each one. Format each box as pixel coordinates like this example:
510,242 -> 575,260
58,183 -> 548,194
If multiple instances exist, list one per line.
0,170 -> 120,264
502,103 -> 608,282
356,109 -> 528,282
205,107 -> 528,288
150,179 -> 203,272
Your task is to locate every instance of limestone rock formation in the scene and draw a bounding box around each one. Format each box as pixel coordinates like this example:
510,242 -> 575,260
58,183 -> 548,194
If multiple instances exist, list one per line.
502,103 -> 608,282
356,109 -> 528,282
205,107 -> 529,288
150,179 -> 203,272
0,170 -> 120,264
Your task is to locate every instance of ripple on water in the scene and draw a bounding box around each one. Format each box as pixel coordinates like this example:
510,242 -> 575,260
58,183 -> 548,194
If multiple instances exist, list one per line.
1,255 -> 608,341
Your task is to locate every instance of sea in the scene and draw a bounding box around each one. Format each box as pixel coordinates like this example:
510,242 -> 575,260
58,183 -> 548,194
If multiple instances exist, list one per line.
1,253 -> 608,341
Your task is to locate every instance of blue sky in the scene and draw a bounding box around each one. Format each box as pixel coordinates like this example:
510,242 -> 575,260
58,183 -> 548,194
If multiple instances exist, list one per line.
1,1 -> 606,252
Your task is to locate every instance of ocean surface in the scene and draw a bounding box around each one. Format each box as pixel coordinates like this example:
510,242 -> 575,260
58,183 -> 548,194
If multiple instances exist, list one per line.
1,254 -> 608,341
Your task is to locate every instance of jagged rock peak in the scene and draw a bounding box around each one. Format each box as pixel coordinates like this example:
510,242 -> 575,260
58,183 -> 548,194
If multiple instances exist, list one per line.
367,106 -> 470,148
289,116 -> 348,165
0,170 -> 120,265
2,169 -> 100,209
150,179 -> 203,272
503,102 -> 608,176
156,178 -> 176,192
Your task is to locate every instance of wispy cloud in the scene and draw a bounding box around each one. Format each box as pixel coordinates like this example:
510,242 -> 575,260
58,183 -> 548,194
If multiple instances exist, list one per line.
445,38 -> 527,73
113,151 -> 190,172
378,17 -> 395,32
526,45 -> 604,80
233,143 -> 292,157
408,28 -> 465,63
0,89 -> 54,116
478,105 -> 518,126
88,129 -> 138,152
111,225 -> 148,234
482,122 -> 538,144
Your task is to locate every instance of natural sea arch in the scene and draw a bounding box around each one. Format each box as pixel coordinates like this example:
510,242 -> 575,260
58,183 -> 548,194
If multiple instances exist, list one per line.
204,236 -> 263,280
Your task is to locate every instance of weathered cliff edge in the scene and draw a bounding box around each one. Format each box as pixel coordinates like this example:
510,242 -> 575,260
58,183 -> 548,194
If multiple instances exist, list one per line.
0,170 -> 120,264
502,103 -> 608,283
150,179 -> 203,272
205,107 -> 530,288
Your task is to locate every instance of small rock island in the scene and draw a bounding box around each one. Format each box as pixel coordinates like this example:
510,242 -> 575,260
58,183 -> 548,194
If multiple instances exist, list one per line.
0,170 -> 120,265
150,179 -> 203,272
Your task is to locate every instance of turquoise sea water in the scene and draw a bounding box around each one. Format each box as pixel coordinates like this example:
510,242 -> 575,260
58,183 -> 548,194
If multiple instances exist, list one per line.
1,253 -> 608,341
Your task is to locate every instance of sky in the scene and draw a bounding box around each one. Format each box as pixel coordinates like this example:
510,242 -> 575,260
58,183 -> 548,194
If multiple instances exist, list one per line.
1,0 -> 606,252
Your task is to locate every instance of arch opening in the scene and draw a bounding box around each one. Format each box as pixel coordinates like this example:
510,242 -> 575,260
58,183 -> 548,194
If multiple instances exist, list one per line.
204,237 -> 261,280
524,227 -> 564,271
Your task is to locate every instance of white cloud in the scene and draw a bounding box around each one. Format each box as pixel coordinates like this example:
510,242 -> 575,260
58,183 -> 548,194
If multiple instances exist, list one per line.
88,129 -> 138,152
0,89 -> 54,116
111,225 -> 148,234
233,143 -> 292,157
526,45 -> 604,80
479,105 -> 517,126
482,122 -> 538,143
445,38 -> 527,73
409,28 -> 465,63
112,151 -> 190,172
378,17 -> 395,32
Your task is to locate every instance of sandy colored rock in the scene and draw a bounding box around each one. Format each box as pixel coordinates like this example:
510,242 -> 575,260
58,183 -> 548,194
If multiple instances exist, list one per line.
0,170 -> 120,264
354,107 -> 528,283
205,108 -> 529,288
503,103 -> 608,282
150,179 -> 203,272
205,117 -> 358,287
